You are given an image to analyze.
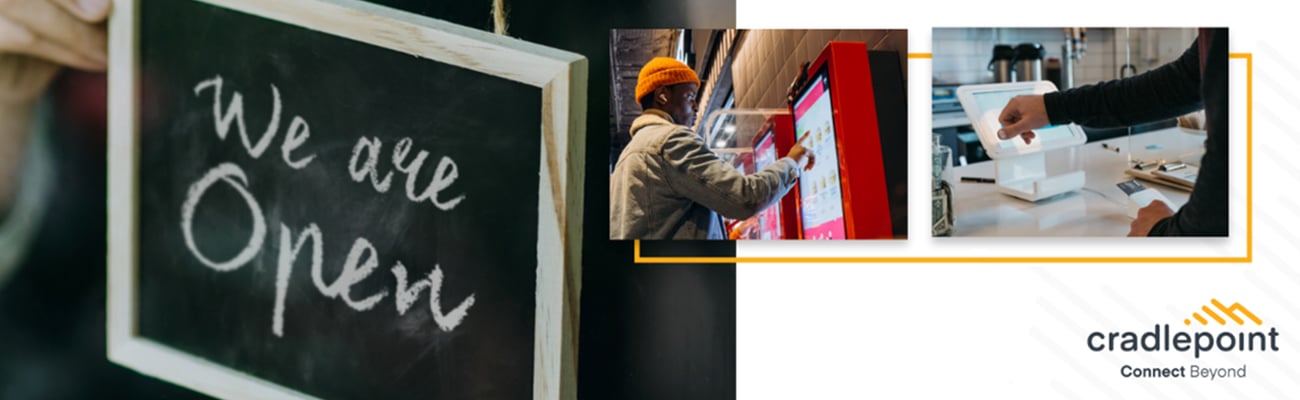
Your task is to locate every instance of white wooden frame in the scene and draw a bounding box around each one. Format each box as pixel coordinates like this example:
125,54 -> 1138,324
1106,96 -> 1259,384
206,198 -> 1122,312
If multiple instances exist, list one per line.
107,0 -> 586,398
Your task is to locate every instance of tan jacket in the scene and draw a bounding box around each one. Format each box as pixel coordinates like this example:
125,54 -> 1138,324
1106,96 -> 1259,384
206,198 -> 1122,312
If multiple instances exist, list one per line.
609,110 -> 800,240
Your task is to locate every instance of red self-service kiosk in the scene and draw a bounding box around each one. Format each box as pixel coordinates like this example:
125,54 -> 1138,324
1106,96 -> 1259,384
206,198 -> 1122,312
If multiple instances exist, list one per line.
726,117 -> 792,240
723,150 -> 756,239
788,41 -> 905,240
763,114 -> 803,240
749,117 -> 791,240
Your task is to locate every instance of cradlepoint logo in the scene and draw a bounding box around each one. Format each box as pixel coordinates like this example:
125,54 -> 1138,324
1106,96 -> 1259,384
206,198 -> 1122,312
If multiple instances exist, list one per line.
1087,299 -> 1280,359
1185,299 -> 1261,326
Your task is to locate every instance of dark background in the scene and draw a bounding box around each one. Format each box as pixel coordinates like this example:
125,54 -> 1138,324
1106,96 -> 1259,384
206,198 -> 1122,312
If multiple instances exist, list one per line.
0,0 -> 739,399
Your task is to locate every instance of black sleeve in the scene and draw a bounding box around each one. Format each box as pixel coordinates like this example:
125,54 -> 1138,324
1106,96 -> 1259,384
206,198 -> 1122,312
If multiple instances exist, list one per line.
1043,41 -> 1204,128
1148,28 -> 1229,236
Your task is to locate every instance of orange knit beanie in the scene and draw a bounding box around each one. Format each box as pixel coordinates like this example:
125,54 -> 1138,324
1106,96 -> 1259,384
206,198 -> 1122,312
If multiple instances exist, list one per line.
635,57 -> 701,103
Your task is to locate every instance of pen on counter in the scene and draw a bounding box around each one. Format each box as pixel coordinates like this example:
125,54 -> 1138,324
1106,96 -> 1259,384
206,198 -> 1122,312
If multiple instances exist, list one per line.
1102,143 -> 1120,153
961,176 -> 996,184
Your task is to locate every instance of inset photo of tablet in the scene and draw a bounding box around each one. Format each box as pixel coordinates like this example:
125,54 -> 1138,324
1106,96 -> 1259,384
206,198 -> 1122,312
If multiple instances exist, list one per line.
931,27 -> 1228,237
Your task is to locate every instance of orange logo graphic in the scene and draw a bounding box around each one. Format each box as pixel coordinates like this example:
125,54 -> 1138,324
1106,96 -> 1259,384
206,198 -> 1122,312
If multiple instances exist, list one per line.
1184,299 -> 1262,326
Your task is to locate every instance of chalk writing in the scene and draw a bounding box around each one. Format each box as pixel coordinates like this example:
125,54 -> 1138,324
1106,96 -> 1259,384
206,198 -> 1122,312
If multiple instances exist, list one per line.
184,75 -> 475,338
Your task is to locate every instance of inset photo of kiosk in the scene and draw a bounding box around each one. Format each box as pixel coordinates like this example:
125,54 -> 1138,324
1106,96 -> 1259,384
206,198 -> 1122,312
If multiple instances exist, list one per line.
609,29 -> 908,240
931,28 -> 1228,237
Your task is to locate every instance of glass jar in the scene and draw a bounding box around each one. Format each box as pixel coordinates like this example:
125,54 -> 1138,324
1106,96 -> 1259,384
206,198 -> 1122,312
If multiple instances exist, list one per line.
932,134 -> 954,237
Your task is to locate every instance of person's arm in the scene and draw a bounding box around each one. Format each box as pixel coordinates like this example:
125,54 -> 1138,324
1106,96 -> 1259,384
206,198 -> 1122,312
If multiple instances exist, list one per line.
1,0 -> 111,284
2,0 -> 109,215
661,128 -> 803,220
1143,28 -> 1230,236
0,99 -> 38,216
998,40 -> 1204,141
0,100 -> 54,287
1043,40 -> 1203,128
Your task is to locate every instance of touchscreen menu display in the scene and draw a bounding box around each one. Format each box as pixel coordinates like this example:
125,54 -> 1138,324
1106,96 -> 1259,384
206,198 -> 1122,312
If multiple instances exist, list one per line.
752,130 -> 783,239
792,71 -> 846,240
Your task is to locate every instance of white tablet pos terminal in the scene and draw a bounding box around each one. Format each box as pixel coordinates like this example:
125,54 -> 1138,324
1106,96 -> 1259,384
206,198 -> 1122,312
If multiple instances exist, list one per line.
956,81 -> 1087,201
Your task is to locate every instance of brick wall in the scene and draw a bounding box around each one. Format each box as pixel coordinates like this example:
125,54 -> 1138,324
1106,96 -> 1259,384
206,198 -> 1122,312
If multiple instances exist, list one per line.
730,30 -> 909,110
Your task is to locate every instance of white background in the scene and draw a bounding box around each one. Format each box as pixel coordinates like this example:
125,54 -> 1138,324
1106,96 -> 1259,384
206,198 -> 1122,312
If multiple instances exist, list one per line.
734,1 -> 1299,398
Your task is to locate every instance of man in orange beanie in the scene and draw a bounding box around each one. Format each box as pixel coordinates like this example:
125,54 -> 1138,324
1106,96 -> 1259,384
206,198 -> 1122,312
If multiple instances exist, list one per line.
610,57 -> 814,239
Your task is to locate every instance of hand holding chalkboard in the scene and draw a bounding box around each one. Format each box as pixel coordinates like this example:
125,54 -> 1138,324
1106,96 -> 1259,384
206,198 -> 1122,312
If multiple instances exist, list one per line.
0,0 -> 110,105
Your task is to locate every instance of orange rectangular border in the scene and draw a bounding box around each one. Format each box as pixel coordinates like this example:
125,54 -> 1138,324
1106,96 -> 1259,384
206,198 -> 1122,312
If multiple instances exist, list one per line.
634,53 -> 1253,264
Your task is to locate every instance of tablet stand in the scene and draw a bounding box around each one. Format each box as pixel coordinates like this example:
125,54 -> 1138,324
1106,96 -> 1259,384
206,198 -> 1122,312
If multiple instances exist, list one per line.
993,147 -> 1084,202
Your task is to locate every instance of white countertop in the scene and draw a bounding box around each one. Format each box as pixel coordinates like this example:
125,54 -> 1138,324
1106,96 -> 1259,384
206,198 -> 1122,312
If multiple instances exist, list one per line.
949,127 -> 1206,237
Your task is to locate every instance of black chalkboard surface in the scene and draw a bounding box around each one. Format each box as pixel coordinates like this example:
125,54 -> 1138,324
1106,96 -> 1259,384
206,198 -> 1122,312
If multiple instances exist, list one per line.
106,0 -> 586,399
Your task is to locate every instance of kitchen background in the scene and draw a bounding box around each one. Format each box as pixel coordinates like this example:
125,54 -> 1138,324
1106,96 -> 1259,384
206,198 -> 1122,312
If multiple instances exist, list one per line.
932,27 -> 1200,165
933,27 -> 1196,86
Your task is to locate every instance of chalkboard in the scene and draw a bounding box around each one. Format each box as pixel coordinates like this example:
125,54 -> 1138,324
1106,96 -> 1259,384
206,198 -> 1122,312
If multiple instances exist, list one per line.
106,0 -> 586,399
